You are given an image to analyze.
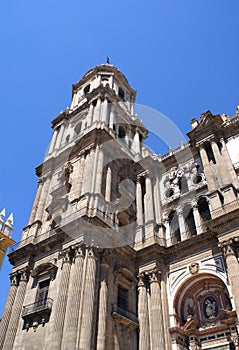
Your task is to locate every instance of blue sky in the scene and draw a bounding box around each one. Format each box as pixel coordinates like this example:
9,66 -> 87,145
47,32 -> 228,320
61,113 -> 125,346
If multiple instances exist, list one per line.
0,0 -> 239,316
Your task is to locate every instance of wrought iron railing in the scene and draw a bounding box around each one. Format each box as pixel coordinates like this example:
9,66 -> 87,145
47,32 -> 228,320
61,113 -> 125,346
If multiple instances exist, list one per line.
22,298 -> 53,317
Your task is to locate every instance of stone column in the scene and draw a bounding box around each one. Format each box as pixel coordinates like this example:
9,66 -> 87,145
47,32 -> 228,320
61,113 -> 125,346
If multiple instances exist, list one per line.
78,248 -> 97,350
137,273 -> 150,350
144,176 -> 154,239
48,249 -> 71,350
177,209 -> 187,241
192,203 -> 204,234
109,104 -> 115,129
199,145 -> 216,191
87,103 -> 94,126
105,166 -> 112,202
93,98 -> 101,122
3,268 -> 29,350
136,179 -> 143,226
218,239 -> 239,319
61,245 -> 85,350
0,273 -> 18,349
81,150 -> 94,194
211,140 -> 224,186
220,137 -> 239,187
55,124 -> 65,150
163,219 -> 171,245
96,260 -> 109,350
133,129 -> 140,154
28,179 -> 43,225
101,98 -> 108,123
48,129 -> 58,154
35,175 -> 51,223
94,147 -> 104,194
147,269 -> 165,350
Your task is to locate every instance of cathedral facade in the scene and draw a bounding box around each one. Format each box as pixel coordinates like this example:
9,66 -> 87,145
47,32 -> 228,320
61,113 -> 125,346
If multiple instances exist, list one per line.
1,64 -> 239,350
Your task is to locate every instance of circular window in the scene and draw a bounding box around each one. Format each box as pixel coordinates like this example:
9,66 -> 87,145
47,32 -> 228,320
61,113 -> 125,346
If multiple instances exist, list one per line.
193,174 -> 203,185
165,188 -> 174,198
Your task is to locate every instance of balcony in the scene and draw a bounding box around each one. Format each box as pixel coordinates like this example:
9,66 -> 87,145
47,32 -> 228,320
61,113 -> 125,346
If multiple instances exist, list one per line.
22,298 -> 53,330
111,304 -> 138,328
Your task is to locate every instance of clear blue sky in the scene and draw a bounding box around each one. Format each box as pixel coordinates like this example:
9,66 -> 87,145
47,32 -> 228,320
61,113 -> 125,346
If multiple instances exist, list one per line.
0,0 -> 239,316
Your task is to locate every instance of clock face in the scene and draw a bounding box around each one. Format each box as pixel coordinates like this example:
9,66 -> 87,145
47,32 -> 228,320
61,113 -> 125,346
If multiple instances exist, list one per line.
203,296 -> 218,320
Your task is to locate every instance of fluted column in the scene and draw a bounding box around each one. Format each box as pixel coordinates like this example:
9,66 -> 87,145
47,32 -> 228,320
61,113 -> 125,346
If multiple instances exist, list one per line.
28,179 -> 43,225
61,245 -> 85,350
199,145 -> 216,191
137,273 -> 150,350
218,239 -> 239,319
147,269 -> 165,350
3,268 -> 29,350
78,248 -> 97,350
105,166 -> 112,202
96,260 -> 109,350
49,249 -> 71,350
0,273 -> 18,349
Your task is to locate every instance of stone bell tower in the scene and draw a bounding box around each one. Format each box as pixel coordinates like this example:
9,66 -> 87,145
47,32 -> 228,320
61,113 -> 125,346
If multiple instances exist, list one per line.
0,64 -> 149,350
2,64 -> 239,350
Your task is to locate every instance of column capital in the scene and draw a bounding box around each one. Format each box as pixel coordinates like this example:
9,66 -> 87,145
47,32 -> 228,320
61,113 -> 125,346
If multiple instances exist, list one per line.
218,239 -> 237,257
137,272 -> 146,288
18,267 -> 30,282
146,268 -> 161,284
10,272 -> 18,286
87,246 -> 98,260
60,248 -> 72,264
73,243 -> 85,259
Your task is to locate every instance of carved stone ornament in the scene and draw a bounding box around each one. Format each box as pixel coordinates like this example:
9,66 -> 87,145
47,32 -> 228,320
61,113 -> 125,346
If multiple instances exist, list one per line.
189,262 -> 199,275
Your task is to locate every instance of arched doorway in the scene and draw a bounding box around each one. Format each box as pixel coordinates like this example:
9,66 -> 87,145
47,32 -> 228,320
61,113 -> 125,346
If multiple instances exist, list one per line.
170,274 -> 237,349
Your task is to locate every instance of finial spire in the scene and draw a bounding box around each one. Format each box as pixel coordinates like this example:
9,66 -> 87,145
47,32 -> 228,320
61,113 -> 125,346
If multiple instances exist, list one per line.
106,57 -> 110,64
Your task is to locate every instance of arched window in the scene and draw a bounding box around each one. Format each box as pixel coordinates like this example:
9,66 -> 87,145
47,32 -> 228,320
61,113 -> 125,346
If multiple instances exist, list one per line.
169,211 -> 181,243
183,205 -> 197,236
198,198 -> 211,221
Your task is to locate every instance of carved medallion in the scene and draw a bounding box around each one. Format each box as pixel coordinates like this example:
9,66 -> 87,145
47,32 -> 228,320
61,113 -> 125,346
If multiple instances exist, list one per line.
189,262 -> 199,275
